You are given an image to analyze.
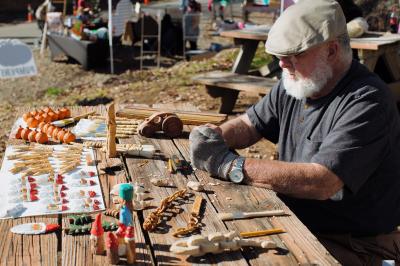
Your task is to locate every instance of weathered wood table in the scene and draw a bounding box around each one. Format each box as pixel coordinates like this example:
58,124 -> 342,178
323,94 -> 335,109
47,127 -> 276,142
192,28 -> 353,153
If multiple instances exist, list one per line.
0,104 -> 338,265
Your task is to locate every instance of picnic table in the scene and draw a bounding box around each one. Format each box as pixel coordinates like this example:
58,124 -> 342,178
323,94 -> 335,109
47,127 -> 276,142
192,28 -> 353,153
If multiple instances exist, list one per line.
0,104 -> 339,265
194,27 -> 400,113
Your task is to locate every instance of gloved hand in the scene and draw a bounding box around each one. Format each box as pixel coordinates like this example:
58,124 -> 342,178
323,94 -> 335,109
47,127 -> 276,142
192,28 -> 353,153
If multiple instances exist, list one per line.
189,126 -> 238,180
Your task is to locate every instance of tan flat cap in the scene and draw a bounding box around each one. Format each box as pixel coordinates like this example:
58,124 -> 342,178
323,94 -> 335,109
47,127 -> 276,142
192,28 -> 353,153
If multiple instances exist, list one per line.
265,0 -> 347,56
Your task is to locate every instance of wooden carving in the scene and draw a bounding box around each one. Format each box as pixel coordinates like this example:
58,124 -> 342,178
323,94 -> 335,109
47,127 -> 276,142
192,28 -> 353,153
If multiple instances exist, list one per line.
170,231 -> 277,257
106,103 -> 117,158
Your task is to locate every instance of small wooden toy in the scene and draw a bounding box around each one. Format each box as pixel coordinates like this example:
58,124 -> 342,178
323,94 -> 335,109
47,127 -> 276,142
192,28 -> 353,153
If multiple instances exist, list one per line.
173,195 -> 204,237
106,232 -> 119,264
90,213 -> 106,255
138,112 -> 183,138
64,222 -> 118,235
104,208 -> 120,219
125,226 -> 136,264
11,223 -> 60,235
170,231 -> 277,257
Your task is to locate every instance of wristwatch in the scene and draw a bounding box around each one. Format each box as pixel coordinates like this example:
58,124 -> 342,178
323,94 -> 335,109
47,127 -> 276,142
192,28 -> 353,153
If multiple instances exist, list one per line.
228,156 -> 245,184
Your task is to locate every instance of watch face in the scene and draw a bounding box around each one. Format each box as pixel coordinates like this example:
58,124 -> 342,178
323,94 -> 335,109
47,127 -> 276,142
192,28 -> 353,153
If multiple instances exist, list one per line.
229,169 -> 244,183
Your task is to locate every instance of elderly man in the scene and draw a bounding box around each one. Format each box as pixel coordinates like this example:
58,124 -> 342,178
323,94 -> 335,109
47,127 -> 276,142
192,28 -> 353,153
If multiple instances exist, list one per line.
189,0 -> 400,264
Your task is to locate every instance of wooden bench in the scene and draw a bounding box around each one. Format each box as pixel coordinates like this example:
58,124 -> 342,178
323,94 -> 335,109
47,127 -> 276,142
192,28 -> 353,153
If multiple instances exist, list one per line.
193,71 -> 276,113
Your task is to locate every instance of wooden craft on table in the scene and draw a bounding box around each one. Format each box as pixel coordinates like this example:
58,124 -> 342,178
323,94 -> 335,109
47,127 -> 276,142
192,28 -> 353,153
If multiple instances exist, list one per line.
22,107 -> 71,127
218,209 -> 286,221
88,115 -> 142,125
173,195 -> 204,237
150,177 -> 172,187
170,231 -> 277,257
186,181 -> 204,192
8,145 -> 54,179
116,106 -> 228,125
105,208 -> 120,219
64,214 -> 118,235
240,228 -> 285,238
106,232 -> 120,264
119,192 -> 136,263
106,103 -> 117,158
83,141 -> 156,158
138,112 -> 183,138
51,111 -> 96,127
109,182 -> 149,211
103,184 -> 136,264
90,213 -> 106,255
143,189 -> 187,231
2,144 -> 103,217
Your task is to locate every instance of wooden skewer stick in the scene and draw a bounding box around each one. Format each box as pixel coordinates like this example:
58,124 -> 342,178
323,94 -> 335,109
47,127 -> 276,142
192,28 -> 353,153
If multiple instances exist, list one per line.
240,228 -> 285,238
218,210 -> 286,221
59,161 -> 81,168
53,150 -> 82,155
13,159 -> 49,167
59,164 -> 79,175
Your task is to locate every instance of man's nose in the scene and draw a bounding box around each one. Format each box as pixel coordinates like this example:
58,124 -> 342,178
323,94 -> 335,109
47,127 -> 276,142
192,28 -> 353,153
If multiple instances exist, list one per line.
279,57 -> 294,70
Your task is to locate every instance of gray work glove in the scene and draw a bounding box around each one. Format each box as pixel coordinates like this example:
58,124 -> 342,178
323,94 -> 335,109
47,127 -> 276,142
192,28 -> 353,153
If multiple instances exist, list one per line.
189,126 -> 238,180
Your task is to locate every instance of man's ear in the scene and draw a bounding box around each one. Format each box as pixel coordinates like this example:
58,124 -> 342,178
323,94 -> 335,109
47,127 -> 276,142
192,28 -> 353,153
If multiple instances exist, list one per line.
327,41 -> 339,60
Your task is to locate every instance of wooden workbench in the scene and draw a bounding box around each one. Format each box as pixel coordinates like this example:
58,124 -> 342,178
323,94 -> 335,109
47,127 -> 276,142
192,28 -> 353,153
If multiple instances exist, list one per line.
0,104 -> 339,265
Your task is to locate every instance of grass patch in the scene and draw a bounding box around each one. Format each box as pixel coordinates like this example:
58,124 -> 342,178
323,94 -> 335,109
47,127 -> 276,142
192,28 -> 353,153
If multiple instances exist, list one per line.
45,87 -> 63,96
251,45 -> 274,69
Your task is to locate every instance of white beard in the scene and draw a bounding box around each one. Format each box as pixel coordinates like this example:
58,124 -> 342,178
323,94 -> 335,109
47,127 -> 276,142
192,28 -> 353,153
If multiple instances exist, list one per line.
282,57 -> 333,100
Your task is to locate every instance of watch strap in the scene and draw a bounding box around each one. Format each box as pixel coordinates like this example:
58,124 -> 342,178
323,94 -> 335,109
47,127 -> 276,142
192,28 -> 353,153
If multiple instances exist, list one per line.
228,156 -> 245,183
217,153 -> 239,180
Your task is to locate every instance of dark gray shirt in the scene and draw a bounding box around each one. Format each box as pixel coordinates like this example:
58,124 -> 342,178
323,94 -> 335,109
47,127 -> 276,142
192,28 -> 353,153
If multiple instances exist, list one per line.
246,60 -> 400,236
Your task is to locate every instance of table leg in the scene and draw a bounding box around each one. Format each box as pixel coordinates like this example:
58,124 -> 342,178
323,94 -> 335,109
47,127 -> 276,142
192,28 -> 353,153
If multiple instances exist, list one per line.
382,47 -> 400,81
356,49 -> 379,72
232,39 -> 259,74
215,39 -> 259,113
206,86 -> 239,114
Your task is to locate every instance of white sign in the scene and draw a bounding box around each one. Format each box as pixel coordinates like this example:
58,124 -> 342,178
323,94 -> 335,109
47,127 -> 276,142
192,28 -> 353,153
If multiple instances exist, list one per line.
0,39 -> 37,78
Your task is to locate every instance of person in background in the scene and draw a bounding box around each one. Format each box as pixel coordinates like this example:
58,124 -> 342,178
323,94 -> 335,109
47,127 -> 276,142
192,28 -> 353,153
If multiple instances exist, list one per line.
182,0 -> 201,51
189,0 -> 400,264
208,0 -> 226,21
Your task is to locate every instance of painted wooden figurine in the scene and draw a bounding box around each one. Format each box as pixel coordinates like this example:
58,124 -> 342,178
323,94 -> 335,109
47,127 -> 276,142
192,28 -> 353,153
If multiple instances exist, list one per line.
125,226 -> 136,264
106,231 -> 119,264
90,213 -> 106,255
106,183 -> 136,263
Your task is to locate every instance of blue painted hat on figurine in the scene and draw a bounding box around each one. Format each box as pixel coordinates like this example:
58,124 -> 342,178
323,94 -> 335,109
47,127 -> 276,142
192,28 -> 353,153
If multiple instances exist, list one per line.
119,184 -> 134,201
